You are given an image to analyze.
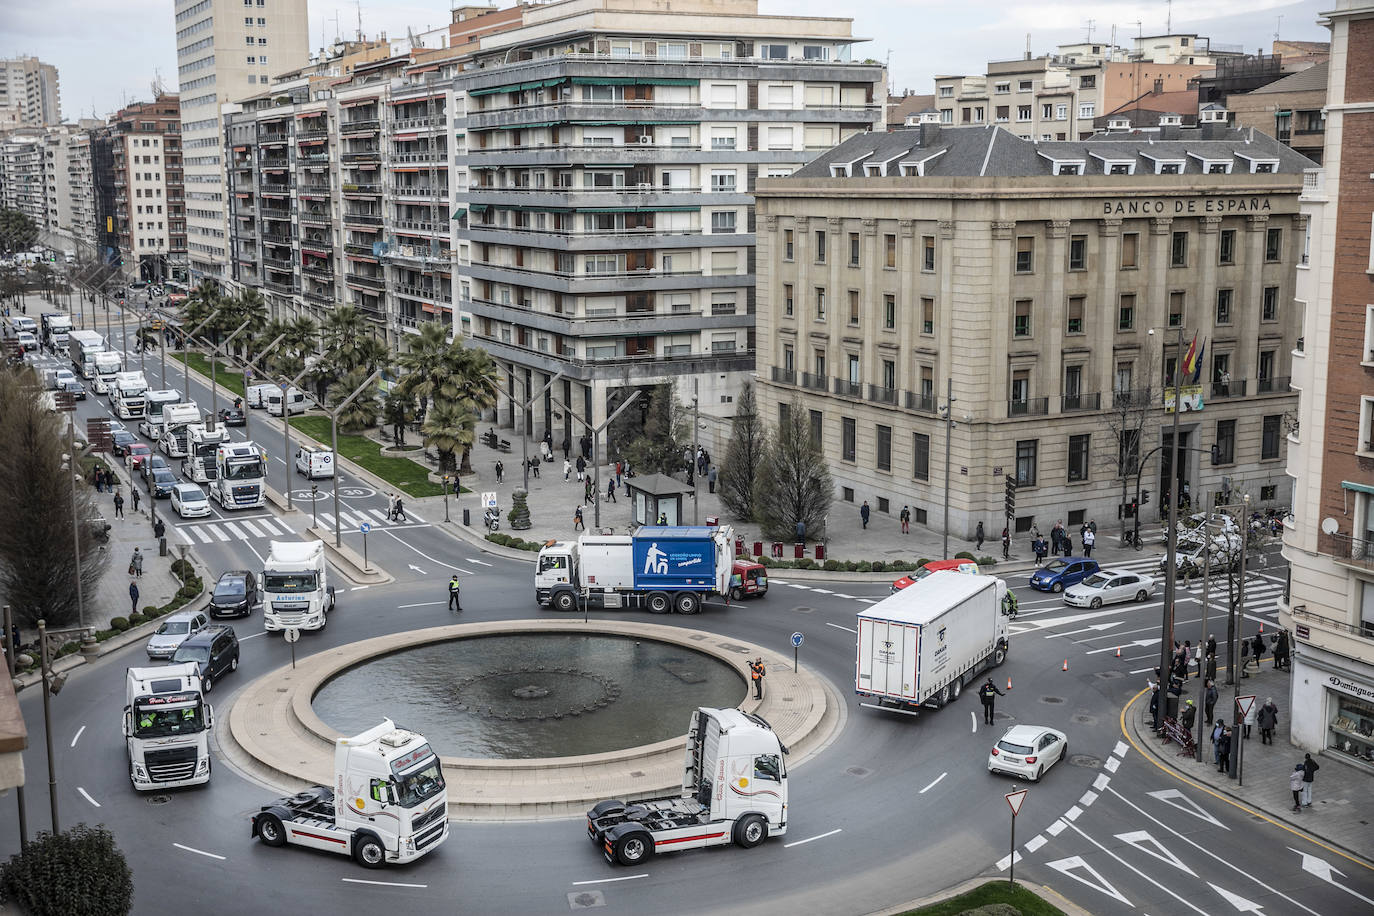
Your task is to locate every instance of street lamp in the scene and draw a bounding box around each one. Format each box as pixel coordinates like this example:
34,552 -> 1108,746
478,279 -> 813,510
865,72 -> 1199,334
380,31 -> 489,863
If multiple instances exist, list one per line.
54,390 -> 86,630
199,318 -> 253,424
1150,324 -> 1186,731
37,620 -> 86,833
179,307 -> 223,403
277,365 -> 313,512
310,484 -> 320,529
237,332 -> 287,442
328,369 -> 384,547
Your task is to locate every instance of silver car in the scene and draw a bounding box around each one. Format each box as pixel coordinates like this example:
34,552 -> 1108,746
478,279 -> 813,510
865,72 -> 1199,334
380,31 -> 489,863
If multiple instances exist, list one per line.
145,610 -> 209,659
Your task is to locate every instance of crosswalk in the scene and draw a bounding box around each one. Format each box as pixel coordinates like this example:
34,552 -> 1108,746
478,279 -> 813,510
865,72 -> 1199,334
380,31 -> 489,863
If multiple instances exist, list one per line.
172,505 -> 424,544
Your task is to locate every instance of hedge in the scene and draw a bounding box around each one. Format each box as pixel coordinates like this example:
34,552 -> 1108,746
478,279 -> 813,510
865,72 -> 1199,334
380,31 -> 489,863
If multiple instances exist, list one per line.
485,532 -> 543,551
0,824 -> 134,916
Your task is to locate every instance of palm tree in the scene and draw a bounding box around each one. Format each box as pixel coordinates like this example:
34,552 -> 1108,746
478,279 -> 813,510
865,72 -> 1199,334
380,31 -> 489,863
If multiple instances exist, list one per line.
181,280 -> 221,345
326,366 -> 381,432
250,317 -> 292,375
382,391 -> 415,446
421,398 -> 475,475
222,288 -> 269,358
277,315 -> 319,380
444,344 -> 500,472
395,322 -> 452,417
319,304 -> 370,369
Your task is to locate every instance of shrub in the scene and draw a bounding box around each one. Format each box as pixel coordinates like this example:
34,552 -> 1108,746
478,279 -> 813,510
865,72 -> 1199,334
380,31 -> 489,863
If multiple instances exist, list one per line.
916,558 -> 931,568
889,560 -> 914,572
170,558 -> 193,580
0,824 -> 134,916
871,560 -> 885,572
794,557 -> 814,569
856,561 -> 873,572
110,617 -> 130,632
822,559 -> 843,571
142,605 -> 158,616
977,556 -> 998,567
128,612 -> 146,627
954,550 -> 976,560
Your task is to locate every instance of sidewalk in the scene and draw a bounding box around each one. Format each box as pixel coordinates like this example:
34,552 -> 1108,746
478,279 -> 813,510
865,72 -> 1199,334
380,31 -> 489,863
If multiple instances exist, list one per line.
1126,663 -> 1373,863
86,460 -> 185,631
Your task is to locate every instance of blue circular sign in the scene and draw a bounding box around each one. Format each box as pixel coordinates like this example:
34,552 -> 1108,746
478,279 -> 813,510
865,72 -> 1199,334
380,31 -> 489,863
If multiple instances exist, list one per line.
791,632 -> 804,648
359,522 -> 371,534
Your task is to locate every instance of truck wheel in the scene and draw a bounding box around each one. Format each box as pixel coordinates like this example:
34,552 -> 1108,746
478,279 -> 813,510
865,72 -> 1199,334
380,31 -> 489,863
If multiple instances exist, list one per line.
951,678 -> 962,701
733,814 -> 767,848
615,832 -> 653,865
354,834 -> 387,868
553,591 -> 577,613
993,646 -> 1007,666
673,592 -> 701,615
646,592 -> 671,614
257,814 -> 286,847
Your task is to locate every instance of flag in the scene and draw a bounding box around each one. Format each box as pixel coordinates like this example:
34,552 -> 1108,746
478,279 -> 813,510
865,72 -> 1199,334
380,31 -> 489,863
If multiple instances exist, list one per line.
1180,332 -> 1200,380
1191,339 -> 1207,384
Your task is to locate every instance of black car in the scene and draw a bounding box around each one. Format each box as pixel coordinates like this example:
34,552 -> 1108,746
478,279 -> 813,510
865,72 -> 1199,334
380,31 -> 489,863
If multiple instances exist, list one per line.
63,379 -> 86,400
140,454 -> 170,483
110,429 -> 138,455
209,570 -> 259,619
218,406 -> 246,427
170,624 -> 239,692
149,467 -> 177,498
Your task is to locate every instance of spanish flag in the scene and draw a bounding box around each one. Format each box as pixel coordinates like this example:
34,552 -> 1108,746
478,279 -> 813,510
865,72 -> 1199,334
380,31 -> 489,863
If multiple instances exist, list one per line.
1180,332 -> 1200,381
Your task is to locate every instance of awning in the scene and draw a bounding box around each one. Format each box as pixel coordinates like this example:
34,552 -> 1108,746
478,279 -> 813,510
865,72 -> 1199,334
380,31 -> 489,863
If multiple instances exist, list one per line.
574,120 -> 695,126
570,76 -> 698,87
394,133 -> 419,142
1342,480 -> 1374,496
392,167 -> 421,173
301,247 -> 330,257
469,78 -> 564,96
577,206 -> 699,213
468,204 -> 488,212
451,207 -> 466,220
296,111 -> 325,119
341,98 -> 378,107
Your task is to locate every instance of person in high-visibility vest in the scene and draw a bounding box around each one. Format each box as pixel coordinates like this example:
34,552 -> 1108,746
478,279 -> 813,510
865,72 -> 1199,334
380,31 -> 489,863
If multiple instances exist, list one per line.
749,658 -> 766,699
979,678 -> 1004,725
447,575 -> 462,612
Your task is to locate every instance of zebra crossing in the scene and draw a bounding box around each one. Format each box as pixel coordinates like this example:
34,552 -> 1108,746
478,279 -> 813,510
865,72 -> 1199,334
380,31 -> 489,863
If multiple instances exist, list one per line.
173,505 -> 424,544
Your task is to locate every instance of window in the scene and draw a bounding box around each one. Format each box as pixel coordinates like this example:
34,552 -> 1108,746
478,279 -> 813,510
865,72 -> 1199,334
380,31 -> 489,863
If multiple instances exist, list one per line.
1119,428 -> 1140,475
1056,104 -> 1068,120
1258,349 -> 1275,383
813,349 -> 826,376
1118,293 -> 1135,330
1014,299 -> 1032,337
1266,227 -> 1283,262
1262,286 -> 1279,321
1219,228 -> 1236,264
912,433 -> 930,480
1215,419 -> 1236,465
1042,103 -> 1054,119
847,354 -> 860,384
995,82 -> 1010,94
1015,236 -> 1034,273
710,128 -> 736,150
1215,288 -> 1233,324
1168,291 -> 1184,327
885,233 -> 897,268
847,290 -> 860,325
809,410 -> 823,448
246,36 -> 255,45
1079,103 -> 1095,118
710,171 -> 737,192
882,359 -> 896,390
710,211 -> 736,233
1170,231 -> 1188,267
922,235 -> 935,271
1067,296 -> 1085,334
783,283 -> 793,316
782,345 -> 794,372
1064,364 -> 1082,405
842,417 -> 856,461
1067,434 -> 1090,482
1016,440 -> 1038,486
1080,75 -> 1096,89
783,228 -> 794,260
1121,232 -> 1139,268
779,402 -> 790,430
939,86 -> 954,98
814,230 -> 826,263
996,105 -> 1011,122
814,288 -> 826,319
921,297 -> 934,335
883,294 -> 896,329
1011,370 -> 1029,407
1068,235 -> 1086,270
1018,105 -> 1032,121
1262,415 -> 1281,460
848,232 -> 860,267
1018,80 -> 1032,91
876,425 -> 892,471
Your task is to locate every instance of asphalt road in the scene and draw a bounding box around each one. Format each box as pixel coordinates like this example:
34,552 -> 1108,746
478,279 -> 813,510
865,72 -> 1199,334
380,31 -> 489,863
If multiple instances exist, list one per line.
4,320 -> 1371,915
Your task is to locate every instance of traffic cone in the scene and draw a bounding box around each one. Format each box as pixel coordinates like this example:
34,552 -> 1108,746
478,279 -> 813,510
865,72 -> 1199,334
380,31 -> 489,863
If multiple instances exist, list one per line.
1006,677 -> 1013,690
1115,647 -> 1122,658
1062,659 -> 1069,671
1259,623 -> 1264,633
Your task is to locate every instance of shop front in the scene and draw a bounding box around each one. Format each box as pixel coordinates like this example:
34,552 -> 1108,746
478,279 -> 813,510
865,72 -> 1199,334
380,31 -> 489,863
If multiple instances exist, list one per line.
1324,673 -> 1374,767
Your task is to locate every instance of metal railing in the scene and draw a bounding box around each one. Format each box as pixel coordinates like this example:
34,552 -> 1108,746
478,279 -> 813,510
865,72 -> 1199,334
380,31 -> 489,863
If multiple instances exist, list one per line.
833,379 -> 863,398
1009,397 -> 1049,417
343,213 -> 383,226
867,384 -> 898,405
1257,376 -> 1291,394
771,367 -> 796,385
800,372 -> 828,392
1288,600 -> 1374,640
905,391 -> 936,413
1061,392 -> 1101,412
1210,379 -> 1247,399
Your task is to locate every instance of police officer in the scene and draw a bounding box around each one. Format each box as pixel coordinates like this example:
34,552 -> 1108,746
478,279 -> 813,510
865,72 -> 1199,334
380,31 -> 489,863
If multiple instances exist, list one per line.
447,574 -> 462,612
979,677 -> 1004,725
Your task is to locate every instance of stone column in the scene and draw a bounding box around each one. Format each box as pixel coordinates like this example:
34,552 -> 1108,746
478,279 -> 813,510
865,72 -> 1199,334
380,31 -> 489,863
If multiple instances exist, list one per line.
988,219 -> 1016,420
1238,214 -> 1269,387
1044,219 -> 1070,412
1095,218 -> 1123,401
1147,217 -> 1174,380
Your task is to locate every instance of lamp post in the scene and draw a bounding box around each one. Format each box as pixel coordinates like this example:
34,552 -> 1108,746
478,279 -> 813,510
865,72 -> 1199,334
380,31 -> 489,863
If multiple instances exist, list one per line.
37,621 -> 85,833
327,369 -> 383,547
277,365 -> 313,512
551,390 -> 641,529
179,307 -> 223,403
202,318 -> 253,425
516,370 -> 565,491
1151,324 -> 1186,731
940,378 -> 956,560
310,484 -> 320,529
1229,494 -> 1250,782
235,331 -> 286,443
691,379 -> 700,526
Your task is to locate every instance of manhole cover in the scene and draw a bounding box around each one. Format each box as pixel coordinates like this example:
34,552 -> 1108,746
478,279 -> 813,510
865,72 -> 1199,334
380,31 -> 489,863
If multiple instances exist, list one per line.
568,890 -> 605,909
793,606 -> 814,614
1094,670 -> 1126,680
1041,696 -> 1066,704
146,794 -> 172,806
1073,714 -> 1097,725
1068,754 -> 1103,768
846,766 -> 872,778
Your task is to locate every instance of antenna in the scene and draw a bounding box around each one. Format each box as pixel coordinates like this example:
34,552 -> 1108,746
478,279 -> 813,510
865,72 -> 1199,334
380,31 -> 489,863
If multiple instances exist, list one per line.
329,10 -> 340,43
885,49 -> 893,97
1085,18 -> 1095,43
1275,15 -> 1283,42
1166,0 -> 1172,34
356,0 -> 363,42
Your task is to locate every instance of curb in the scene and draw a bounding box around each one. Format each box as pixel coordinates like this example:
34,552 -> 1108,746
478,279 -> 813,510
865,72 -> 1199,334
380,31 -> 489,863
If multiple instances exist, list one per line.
869,876 -> 1093,916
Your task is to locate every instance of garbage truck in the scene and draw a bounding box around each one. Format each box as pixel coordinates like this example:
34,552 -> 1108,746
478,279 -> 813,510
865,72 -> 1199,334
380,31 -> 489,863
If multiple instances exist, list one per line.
123,663 -> 213,790
251,719 -> 448,868
262,539 -> 334,632
535,526 -> 735,615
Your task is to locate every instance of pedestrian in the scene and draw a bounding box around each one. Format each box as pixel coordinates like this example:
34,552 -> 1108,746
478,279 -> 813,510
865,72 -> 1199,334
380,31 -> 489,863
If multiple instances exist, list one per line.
530,456 -> 540,478
494,460 -> 504,484
132,486 -> 141,513
1204,652 -> 1217,684
1193,641 -> 1204,679
447,574 -> 462,612
1240,637 -> 1251,678
1204,679 -> 1218,725
92,466 -> 103,493
561,437 -> 571,461
615,460 -> 623,487
153,517 -> 165,541
1181,698 -> 1197,731
1211,721 -> 1224,764
1251,633 -> 1265,671
606,477 -> 617,502
131,547 -> 143,578
1033,535 -> 1047,564
975,522 -> 985,551
860,500 -> 871,530
657,512 -> 668,525
563,458 -> 572,481
1301,753 -> 1318,806
1242,693 -> 1257,739
1275,630 -> 1290,670
113,490 -> 125,519
1206,633 -> 1218,660
1258,698 -> 1278,745
393,495 -> 406,523
575,455 -> 586,481
979,677 -> 1004,725
1217,726 -> 1232,773
1082,527 -> 1095,557
574,505 -> 584,531
584,478 -> 594,504
129,579 -> 139,615
749,657 -> 766,699
899,505 -> 910,535
1001,526 -> 1010,560
795,520 -> 806,543
707,465 -> 717,494
1290,764 -> 1305,812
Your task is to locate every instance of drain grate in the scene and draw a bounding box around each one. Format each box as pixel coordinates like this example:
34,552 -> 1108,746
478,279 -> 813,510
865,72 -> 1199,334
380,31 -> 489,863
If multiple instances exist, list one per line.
846,766 -> 872,778
147,794 -> 172,806
1041,696 -> 1066,704
1068,754 -> 1102,768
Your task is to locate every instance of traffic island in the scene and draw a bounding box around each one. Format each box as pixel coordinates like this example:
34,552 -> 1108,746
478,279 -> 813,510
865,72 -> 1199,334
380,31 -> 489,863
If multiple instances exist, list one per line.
221,619 -> 835,821
305,526 -> 393,586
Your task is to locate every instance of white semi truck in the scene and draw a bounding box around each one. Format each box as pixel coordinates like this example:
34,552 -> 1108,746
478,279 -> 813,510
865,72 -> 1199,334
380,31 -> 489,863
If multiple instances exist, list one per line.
92,350 -> 123,394
67,329 -> 106,379
112,370 -> 149,419
251,719 -> 448,868
587,707 -> 788,865
137,390 -> 185,440
262,539 -> 335,631
157,402 -> 203,457
182,424 -> 227,482
210,440 -> 266,509
855,571 -> 1012,715
40,312 -> 72,351
123,663 -> 213,790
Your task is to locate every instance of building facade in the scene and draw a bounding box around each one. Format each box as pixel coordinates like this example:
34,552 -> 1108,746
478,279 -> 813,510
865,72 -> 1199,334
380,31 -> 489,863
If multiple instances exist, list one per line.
1228,63 -> 1329,165
0,57 -> 61,128
1279,0 -> 1374,774
754,123 -> 1308,540
0,132 -> 46,226
103,96 -> 187,281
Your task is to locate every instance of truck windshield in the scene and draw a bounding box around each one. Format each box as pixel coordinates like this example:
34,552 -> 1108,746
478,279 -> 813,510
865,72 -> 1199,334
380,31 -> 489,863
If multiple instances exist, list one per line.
134,704 -> 204,738
195,443 -> 218,460
224,458 -> 264,480
265,572 -> 317,591
393,756 -> 445,808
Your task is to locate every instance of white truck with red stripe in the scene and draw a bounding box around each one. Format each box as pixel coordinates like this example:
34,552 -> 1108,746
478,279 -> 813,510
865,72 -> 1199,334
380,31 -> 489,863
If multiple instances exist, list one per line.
250,719 -> 449,868
586,707 -> 788,865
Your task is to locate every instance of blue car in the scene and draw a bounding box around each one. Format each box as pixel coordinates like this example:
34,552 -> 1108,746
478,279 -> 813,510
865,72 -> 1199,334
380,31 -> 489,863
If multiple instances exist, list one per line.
1028,557 -> 1100,593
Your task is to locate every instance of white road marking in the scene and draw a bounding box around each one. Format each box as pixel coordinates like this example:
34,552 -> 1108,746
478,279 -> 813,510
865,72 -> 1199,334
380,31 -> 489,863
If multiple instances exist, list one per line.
1044,621 -> 1125,639
783,827 -> 842,848
1080,790 -> 1099,806
70,725 -> 86,748
1147,788 -> 1228,829
1025,834 -> 1048,853
237,519 -> 265,538
210,525 -> 229,542
465,557 -> 493,567
1129,666 -> 1155,675
1046,819 -> 1067,836
810,588 -> 833,595
77,787 -> 101,808
970,711 -> 977,733
1104,757 -> 1120,773
221,521 -> 245,538
1042,854 -> 1129,903
571,874 -> 648,886
1093,773 -> 1111,791
919,772 -> 947,794
173,842 -> 226,861
857,598 -> 876,604
1063,805 -> 1083,821
834,594 -> 856,600
350,585 -> 369,591
825,622 -> 856,633
407,508 -> 426,522
995,851 -> 1023,870
382,528 -> 473,573
174,526 -> 193,544
340,878 -> 428,889
398,601 -> 443,609
367,508 -> 390,523
238,631 -> 270,641
1063,821 -> 1207,915
1114,741 -> 1129,757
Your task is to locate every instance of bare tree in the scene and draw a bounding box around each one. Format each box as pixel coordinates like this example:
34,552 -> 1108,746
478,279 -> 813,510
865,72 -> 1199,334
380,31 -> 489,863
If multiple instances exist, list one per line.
753,398 -> 832,541
718,381 -> 766,521
1099,347 -> 1161,542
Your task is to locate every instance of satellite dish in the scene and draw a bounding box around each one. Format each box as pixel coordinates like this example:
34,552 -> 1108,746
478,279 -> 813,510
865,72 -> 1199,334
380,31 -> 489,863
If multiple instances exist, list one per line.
1321,517 -> 1339,536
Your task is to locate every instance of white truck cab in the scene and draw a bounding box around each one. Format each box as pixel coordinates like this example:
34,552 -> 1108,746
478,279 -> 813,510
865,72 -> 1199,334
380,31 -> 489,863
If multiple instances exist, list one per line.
112,370 -> 149,419
262,539 -> 335,631
138,390 -> 186,441
123,663 -> 213,790
294,444 -> 335,479
92,350 -> 123,393
182,424 -> 227,483
157,402 -> 202,457
211,441 -> 266,509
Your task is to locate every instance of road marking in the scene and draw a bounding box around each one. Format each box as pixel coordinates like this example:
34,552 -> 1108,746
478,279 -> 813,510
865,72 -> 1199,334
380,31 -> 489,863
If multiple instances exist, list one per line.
173,842 -> 226,861
1025,834 -> 1048,853
1044,621 -> 1125,638
810,588 -> 833,595
340,878 -> 428,889
237,519 -> 265,538
1289,847 -> 1374,906
1104,757 -> 1120,773
570,874 -> 648,886
174,526 -> 193,543
1113,741 -> 1129,758
995,851 -> 1022,870
783,827 -> 842,848
919,772 -> 947,794
1147,788 -> 1228,829
1079,790 -> 1099,806
1129,666 -> 1155,675
825,622 -> 856,633
1064,821 -> 1207,914
397,601 -> 443,609
857,598 -> 876,604
1116,830 -> 1197,876
465,557 -> 493,567
77,787 -> 101,808
1046,819 -> 1067,837
1063,805 -> 1083,821
70,725 -> 85,748
238,630 -> 270,641
1093,773 -> 1110,791
221,520 -> 245,538
834,593 -> 856,600
970,711 -> 977,733
350,585 -> 369,591
382,528 -> 473,573
1043,854 -> 1130,904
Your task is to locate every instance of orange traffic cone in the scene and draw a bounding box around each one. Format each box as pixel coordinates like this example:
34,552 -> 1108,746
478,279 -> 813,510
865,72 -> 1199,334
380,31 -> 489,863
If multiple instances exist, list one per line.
1006,677 -> 1013,690
1115,647 -> 1122,658
1259,623 -> 1264,633
1062,659 -> 1069,671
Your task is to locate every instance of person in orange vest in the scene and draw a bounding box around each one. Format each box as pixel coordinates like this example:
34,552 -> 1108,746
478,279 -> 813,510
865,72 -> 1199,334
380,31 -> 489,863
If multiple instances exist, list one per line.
749,657 -> 766,699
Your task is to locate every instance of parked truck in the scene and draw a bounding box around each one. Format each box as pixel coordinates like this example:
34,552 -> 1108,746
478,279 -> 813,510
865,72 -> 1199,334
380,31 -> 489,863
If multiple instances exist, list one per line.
535,526 -> 734,615
67,329 -> 106,379
112,370 -> 149,419
123,663 -> 213,790
262,539 -> 335,631
251,719 -> 448,868
157,402 -> 202,457
40,312 -> 71,351
587,707 -> 788,866
855,571 -> 1012,715
210,440 -> 266,509
182,423 -> 227,483
92,350 -> 123,394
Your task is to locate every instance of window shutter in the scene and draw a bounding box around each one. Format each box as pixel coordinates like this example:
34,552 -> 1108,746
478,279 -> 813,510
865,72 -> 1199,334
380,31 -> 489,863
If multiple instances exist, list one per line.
643,41 -> 657,57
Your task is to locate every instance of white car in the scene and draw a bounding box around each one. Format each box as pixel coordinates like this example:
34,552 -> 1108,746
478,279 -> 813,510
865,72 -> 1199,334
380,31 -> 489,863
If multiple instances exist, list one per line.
988,724 -> 1068,782
1063,569 -> 1156,608
170,483 -> 211,518
16,332 -> 37,351
294,444 -> 334,479
145,610 -> 210,659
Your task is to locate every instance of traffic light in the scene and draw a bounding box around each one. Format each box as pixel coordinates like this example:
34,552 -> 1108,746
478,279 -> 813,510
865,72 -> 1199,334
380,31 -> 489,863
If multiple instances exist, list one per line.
1141,489 -> 1151,505
1004,474 -> 1017,518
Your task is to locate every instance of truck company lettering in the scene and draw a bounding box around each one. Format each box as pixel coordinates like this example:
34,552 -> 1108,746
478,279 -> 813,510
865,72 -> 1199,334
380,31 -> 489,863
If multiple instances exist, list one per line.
1102,197 -> 1273,216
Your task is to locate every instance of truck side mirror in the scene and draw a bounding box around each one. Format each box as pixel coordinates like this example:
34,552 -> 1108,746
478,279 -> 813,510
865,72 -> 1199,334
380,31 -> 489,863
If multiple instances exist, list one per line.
122,709 -> 132,738
205,705 -> 214,729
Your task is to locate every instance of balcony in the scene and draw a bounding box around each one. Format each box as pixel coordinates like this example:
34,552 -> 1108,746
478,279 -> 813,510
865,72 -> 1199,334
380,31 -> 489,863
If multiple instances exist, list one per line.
394,282 -> 451,302
299,212 -> 331,227
1009,397 -> 1050,417
1322,532 -> 1374,574
343,213 -> 383,227
341,118 -> 380,133
800,372 -> 828,392
1060,392 -> 1101,412
1288,600 -> 1374,641
345,243 -> 378,256
341,183 -> 382,196
1256,376 -> 1291,395
305,288 -> 335,305
905,391 -> 937,413
302,264 -> 334,279
341,150 -> 381,162
392,115 -> 447,132
389,185 -> 449,199
832,379 -> 863,398
390,151 -> 449,164
866,384 -> 898,406
771,367 -> 797,386
345,274 -> 387,291
392,218 -> 439,233
262,256 -> 294,271
1112,388 -> 1154,408
1210,379 -> 1247,399
264,279 -> 298,294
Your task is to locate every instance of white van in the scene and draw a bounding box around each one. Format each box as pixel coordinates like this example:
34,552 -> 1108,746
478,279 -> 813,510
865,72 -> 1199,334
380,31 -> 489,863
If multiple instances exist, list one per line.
267,386 -> 309,417
10,316 -> 37,335
294,444 -> 334,479
245,383 -> 277,409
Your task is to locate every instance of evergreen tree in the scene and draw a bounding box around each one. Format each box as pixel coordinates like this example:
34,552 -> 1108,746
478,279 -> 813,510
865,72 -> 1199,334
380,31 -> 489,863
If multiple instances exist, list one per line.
622,383 -> 687,475
753,398 -> 832,541
508,486 -> 532,530
718,381 -> 766,521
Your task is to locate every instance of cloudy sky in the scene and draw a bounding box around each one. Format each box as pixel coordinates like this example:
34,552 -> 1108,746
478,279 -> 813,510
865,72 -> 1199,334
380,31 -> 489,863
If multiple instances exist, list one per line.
4,0 -> 1334,122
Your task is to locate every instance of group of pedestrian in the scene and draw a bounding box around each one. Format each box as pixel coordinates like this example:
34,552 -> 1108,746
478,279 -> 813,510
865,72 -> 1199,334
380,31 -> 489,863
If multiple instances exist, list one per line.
1211,721 -> 1234,772
1290,754 -> 1319,811
92,465 -> 116,493
386,493 -> 407,522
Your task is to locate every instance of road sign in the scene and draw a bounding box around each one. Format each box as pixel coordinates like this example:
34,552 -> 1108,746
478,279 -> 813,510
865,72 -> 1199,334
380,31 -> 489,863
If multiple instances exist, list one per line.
1006,789 -> 1028,817
359,522 -> 371,534
1235,694 -> 1257,722
283,627 -> 300,644
791,632 -> 804,648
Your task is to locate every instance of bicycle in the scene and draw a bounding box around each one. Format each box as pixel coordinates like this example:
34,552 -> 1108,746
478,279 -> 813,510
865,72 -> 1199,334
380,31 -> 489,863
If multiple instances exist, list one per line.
1123,529 -> 1144,551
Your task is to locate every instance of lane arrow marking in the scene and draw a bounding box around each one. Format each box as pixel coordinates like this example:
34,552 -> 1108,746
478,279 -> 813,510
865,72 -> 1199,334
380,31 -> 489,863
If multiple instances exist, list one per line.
1045,621 -> 1125,639
1086,637 -> 1157,654
1146,788 -> 1229,829
465,557 -> 493,567
1288,847 -> 1374,905
408,564 -> 428,575
1210,883 -> 1266,912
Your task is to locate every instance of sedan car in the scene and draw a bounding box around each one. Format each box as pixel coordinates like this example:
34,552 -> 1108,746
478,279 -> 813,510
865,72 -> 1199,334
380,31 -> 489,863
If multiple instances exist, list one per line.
110,429 -> 139,456
891,558 -> 980,593
140,454 -> 170,483
988,725 -> 1068,782
208,571 -> 259,619
145,609 -> 209,659
170,483 -> 210,518
125,442 -> 152,472
1063,570 -> 1156,608
218,406 -> 246,427
1028,557 -> 1101,593
62,379 -> 86,400
148,467 -> 177,498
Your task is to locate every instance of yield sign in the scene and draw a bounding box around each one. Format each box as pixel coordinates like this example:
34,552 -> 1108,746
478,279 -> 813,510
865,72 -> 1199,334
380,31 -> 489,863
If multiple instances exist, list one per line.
1236,694 -> 1257,721
1006,789 -> 1028,817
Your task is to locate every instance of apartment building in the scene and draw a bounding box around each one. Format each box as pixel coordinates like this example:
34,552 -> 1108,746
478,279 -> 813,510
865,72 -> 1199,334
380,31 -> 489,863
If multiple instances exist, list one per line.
101,96 -> 188,281
1279,0 -> 1374,773
1228,63 -> 1329,165
753,122 -> 1309,538
65,132 -> 98,248
0,132 -> 46,227
0,57 -> 61,128
174,0 -> 309,281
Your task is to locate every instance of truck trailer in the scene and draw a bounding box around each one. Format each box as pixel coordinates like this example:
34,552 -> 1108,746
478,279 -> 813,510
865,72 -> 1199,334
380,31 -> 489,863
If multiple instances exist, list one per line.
587,707 -> 788,865
535,526 -> 734,615
855,571 -> 1012,715
262,539 -> 334,631
123,663 -> 213,790
67,329 -> 106,379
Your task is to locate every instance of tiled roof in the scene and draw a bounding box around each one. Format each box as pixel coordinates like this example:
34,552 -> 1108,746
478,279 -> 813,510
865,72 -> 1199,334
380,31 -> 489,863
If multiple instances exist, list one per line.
1244,61 -> 1329,95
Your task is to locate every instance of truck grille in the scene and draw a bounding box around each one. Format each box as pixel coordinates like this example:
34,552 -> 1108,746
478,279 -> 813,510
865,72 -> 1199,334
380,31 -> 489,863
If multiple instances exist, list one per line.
145,745 -> 199,782
231,485 -> 259,505
204,467 -> 218,480
413,804 -> 446,833
415,819 -> 446,851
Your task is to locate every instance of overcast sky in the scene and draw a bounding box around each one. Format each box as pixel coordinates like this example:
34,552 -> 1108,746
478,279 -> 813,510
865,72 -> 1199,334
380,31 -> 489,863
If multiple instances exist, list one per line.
3,0 -> 1334,122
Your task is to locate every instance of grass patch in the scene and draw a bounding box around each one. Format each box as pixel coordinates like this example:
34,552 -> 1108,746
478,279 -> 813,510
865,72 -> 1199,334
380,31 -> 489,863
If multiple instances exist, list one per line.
290,416 -> 445,498
899,881 -> 1065,916
173,351 -> 245,398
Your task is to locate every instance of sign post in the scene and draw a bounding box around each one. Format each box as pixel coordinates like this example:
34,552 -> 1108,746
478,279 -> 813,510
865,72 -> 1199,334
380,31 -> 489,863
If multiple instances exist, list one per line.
359,521 -> 371,572
284,626 -> 300,669
1234,694 -> 1256,786
1005,788 -> 1027,886
791,631 -> 803,672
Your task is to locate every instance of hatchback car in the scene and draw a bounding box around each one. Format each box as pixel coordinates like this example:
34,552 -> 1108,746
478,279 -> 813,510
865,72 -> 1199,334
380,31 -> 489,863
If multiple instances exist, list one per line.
110,429 -> 138,456
52,368 -> 76,389
170,483 -> 210,518
208,571 -> 259,619
1063,570 -> 1156,608
125,442 -> 152,471
218,406 -> 246,427
16,332 -> 37,351
63,379 -> 86,400
149,467 -> 177,498
1028,557 -> 1100,593
145,609 -> 210,659
140,454 -> 170,483
988,725 -> 1068,782
891,559 -> 980,593
170,624 -> 239,692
